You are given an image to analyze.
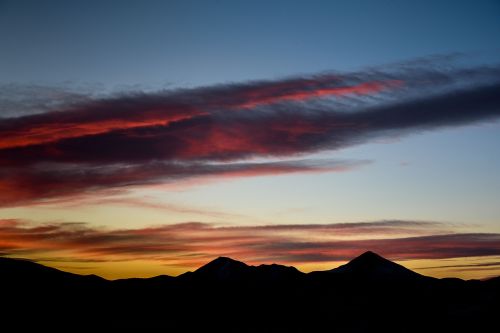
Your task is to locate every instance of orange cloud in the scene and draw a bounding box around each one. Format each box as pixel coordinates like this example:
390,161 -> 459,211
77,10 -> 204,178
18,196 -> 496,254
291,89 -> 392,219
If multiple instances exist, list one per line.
2,220 -> 499,275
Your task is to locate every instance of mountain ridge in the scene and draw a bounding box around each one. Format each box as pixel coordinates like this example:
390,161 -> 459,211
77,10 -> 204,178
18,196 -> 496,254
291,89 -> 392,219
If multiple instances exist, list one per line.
1,252 -> 498,332
0,251 -> 494,282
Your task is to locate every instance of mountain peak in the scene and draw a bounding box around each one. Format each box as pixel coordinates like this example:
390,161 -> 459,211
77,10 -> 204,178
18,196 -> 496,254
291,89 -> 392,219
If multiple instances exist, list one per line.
330,251 -> 424,280
352,251 -> 389,264
212,256 -> 241,264
199,256 -> 247,270
193,256 -> 249,280
358,250 -> 381,258
190,257 -> 305,282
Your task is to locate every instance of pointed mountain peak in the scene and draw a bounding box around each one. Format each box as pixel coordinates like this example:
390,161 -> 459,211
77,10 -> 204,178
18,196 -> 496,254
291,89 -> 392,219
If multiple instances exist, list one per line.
198,256 -> 247,270
359,250 -> 381,257
193,256 -> 249,280
212,256 -> 243,264
330,251 -> 423,280
351,251 -> 389,264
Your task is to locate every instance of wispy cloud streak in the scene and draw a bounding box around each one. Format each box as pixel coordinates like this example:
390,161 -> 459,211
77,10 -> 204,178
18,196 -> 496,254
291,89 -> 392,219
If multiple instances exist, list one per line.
2,219 -> 499,269
0,159 -> 366,206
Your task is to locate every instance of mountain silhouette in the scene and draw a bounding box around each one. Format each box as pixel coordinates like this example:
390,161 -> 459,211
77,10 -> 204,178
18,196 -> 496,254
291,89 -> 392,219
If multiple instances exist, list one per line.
181,256 -> 304,281
0,256 -> 105,286
1,253 -> 498,332
327,251 -> 427,280
190,256 -> 251,280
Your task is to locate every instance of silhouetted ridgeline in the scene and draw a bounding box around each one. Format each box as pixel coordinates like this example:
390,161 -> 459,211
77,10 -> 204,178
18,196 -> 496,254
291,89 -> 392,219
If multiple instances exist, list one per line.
1,252 -> 498,332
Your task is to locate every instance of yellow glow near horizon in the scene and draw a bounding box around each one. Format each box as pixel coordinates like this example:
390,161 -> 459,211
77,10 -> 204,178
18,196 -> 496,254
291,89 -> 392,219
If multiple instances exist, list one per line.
34,256 -> 500,281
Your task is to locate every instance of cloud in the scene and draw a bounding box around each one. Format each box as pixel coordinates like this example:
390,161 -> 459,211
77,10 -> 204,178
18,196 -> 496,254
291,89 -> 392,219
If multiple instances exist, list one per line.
0,78 -> 396,150
0,83 -> 95,119
2,219 -> 499,270
261,233 -> 500,263
1,58 -> 500,205
417,261 -> 500,270
43,195 -> 243,219
0,159 -> 366,207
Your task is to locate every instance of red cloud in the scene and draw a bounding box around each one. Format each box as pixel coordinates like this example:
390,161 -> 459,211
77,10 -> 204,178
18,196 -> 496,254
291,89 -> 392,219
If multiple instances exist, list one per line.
0,104 -> 204,149
0,62 -> 499,206
0,79 -> 397,150
235,80 -> 401,108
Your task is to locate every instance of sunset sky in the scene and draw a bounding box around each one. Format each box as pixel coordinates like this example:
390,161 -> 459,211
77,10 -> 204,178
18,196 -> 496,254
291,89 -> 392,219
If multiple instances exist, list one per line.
1,0 -> 500,280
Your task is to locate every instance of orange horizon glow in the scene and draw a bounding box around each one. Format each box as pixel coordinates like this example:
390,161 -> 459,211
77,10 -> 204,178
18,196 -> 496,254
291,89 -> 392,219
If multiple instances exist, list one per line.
8,254 -> 498,281
2,219 -> 499,280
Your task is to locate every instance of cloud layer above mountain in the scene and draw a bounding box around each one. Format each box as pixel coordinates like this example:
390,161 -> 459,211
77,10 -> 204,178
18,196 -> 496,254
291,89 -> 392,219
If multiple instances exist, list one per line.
2,219 -> 499,270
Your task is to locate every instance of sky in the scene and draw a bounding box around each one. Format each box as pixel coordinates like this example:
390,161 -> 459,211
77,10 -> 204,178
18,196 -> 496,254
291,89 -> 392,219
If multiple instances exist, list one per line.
1,0 -> 500,280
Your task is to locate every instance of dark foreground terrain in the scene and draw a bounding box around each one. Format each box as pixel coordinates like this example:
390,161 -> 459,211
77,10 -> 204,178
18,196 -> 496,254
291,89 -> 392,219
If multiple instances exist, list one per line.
1,251 -> 498,332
